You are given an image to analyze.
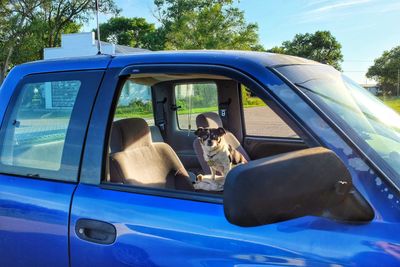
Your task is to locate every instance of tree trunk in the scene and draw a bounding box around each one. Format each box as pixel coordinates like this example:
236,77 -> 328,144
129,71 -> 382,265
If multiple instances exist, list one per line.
48,27 -> 56,47
0,65 -> 4,86
1,46 -> 14,85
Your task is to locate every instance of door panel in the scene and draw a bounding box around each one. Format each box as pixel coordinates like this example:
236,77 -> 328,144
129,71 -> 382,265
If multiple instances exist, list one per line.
244,136 -> 307,160
70,184 -> 399,266
75,63 -> 400,266
0,175 -> 75,267
0,70 -> 104,266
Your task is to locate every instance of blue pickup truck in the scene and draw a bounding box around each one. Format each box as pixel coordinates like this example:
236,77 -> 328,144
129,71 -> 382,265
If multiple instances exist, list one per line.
0,51 -> 399,266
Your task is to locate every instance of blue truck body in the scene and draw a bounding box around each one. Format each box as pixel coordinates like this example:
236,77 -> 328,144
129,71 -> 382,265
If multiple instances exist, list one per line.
0,51 -> 399,266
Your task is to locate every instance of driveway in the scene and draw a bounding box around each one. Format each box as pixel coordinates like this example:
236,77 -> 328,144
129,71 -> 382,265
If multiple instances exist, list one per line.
178,106 -> 298,138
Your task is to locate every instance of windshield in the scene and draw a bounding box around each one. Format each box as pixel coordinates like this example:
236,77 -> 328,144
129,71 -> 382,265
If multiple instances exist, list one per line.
276,64 -> 400,181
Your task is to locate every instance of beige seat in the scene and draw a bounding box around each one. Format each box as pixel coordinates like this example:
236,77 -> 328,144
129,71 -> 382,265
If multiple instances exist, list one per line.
193,112 -> 251,174
109,118 -> 194,191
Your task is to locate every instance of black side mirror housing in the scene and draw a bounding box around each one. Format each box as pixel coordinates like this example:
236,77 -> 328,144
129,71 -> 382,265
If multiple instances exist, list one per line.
223,147 -> 374,227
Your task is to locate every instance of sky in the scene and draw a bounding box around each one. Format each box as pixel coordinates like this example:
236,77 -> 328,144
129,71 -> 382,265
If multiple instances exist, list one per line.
83,0 -> 400,84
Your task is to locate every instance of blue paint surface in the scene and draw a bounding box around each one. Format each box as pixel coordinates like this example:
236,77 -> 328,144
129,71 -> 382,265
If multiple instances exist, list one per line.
0,175 -> 75,267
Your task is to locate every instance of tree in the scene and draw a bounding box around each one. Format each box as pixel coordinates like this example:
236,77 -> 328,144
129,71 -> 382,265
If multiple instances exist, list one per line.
36,0 -> 120,48
268,31 -> 343,70
0,0 -> 119,84
97,17 -> 163,50
153,0 -> 263,50
367,45 -> 400,95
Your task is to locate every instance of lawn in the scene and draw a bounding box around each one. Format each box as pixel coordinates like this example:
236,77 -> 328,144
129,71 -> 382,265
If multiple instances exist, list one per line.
115,97 -> 399,119
384,98 -> 400,113
115,104 -> 267,119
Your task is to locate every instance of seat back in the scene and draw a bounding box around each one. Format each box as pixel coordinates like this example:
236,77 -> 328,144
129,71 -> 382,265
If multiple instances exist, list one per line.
110,122 -> 163,154
109,118 -> 193,191
193,112 -> 250,174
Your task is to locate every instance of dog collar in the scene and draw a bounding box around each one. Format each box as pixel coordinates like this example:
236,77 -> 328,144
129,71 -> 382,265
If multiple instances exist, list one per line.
207,152 -> 218,159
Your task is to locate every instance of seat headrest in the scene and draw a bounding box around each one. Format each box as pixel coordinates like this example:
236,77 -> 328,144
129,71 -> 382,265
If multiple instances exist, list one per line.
196,112 -> 223,128
110,118 -> 152,152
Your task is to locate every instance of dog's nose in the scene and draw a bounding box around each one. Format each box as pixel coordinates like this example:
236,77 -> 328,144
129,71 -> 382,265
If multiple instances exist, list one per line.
207,140 -> 213,146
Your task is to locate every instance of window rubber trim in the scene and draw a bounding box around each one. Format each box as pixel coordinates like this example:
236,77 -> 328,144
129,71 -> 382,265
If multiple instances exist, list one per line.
101,183 -> 223,204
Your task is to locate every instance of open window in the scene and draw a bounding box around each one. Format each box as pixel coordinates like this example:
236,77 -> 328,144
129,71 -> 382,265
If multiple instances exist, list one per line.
79,64 -> 372,226
103,70 -> 310,200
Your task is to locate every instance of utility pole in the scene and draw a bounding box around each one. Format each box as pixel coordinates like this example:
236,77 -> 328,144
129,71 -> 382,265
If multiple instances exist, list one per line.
397,68 -> 399,97
95,0 -> 102,55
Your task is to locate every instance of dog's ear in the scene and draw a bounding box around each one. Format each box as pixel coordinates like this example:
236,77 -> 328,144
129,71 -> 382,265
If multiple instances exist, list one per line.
194,127 -> 204,136
217,127 -> 226,136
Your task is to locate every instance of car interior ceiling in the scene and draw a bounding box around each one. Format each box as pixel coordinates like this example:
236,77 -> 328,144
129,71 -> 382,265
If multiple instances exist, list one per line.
105,73 -> 310,192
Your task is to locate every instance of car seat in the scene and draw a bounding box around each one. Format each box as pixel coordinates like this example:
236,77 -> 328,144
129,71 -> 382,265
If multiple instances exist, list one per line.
109,118 -> 194,191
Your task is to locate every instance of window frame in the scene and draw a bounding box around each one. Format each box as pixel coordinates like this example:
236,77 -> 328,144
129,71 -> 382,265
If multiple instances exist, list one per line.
173,81 -> 219,131
0,70 -> 104,182
80,64 -> 319,204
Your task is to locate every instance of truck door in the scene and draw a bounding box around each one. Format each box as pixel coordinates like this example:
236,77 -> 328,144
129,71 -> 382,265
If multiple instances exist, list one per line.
0,70 -> 104,267
70,64 -> 399,267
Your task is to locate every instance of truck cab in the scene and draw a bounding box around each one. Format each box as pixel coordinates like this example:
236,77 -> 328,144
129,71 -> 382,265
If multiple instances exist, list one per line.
0,51 -> 399,266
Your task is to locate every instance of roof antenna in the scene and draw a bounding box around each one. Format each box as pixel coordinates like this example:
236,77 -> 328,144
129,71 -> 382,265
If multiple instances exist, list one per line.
95,0 -> 102,55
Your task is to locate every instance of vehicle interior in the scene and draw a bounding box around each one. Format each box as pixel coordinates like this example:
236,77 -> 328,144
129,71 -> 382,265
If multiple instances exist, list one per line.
104,73 -> 310,194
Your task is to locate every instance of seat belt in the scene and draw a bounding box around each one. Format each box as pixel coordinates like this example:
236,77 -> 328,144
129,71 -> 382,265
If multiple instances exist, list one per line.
155,97 -> 167,138
219,98 -> 231,128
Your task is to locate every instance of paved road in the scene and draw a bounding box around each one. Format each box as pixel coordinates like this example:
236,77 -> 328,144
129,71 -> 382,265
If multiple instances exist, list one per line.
178,106 -> 298,138
243,106 -> 298,138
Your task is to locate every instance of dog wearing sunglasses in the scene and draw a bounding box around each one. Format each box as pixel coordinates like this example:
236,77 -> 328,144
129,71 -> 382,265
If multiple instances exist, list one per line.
195,127 -> 248,180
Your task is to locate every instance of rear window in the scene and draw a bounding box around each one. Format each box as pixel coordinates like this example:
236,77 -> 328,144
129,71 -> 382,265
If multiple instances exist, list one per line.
0,71 -> 102,181
175,83 -> 218,130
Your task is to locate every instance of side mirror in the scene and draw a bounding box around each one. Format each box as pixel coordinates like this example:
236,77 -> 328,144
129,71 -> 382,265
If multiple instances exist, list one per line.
223,147 -> 374,227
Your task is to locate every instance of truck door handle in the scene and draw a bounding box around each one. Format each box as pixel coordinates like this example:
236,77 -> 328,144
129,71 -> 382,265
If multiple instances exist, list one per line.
75,219 -> 116,244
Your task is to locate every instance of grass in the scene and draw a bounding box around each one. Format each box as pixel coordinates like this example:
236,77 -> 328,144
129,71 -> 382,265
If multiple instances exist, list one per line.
115,104 -> 267,119
177,106 -> 219,116
383,98 -> 400,113
115,111 -> 153,119
243,103 -> 266,108
115,98 -> 400,121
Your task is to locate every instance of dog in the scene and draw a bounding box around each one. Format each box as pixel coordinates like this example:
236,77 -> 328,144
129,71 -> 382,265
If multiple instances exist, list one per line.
195,127 -> 247,180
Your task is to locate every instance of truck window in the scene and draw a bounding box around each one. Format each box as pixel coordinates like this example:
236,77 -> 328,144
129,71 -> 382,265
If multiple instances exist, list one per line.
0,71 -> 103,181
175,83 -> 218,130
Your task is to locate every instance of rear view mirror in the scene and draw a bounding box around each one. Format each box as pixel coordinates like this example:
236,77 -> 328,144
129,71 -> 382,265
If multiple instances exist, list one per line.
224,147 -> 374,227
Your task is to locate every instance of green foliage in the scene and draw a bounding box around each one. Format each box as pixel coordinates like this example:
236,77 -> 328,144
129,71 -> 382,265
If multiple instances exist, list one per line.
383,98 -> 400,113
175,83 -> 218,110
97,17 -> 163,50
241,86 -> 265,107
115,100 -> 153,118
268,31 -> 343,70
154,0 -> 263,50
267,46 -> 285,54
0,0 -> 119,83
367,46 -> 400,95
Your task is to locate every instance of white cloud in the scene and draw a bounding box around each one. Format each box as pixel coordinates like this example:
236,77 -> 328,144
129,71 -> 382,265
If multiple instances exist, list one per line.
294,0 -> 400,24
306,0 -> 372,15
